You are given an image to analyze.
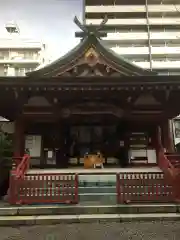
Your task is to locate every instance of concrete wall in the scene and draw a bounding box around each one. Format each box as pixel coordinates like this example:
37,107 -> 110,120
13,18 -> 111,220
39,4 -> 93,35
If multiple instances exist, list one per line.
0,65 -> 5,76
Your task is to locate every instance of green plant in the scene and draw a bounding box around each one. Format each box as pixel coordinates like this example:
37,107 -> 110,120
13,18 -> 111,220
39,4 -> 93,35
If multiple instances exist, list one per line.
0,131 -> 13,197
0,132 -> 13,164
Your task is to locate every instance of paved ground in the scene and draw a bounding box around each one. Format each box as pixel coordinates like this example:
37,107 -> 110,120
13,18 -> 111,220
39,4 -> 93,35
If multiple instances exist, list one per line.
0,221 -> 180,240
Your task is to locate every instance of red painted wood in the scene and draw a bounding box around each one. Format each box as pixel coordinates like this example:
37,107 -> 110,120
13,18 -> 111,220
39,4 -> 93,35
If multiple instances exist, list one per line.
12,154 -> 30,179
13,118 -> 25,158
8,174 -> 17,205
116,172 -> 174,203
116,174 -> 120,203
8,173 -> 79,205
165,154 -> 180,168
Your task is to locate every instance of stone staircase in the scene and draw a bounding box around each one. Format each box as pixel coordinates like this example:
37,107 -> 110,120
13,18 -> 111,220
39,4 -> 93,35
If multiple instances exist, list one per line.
78,174 -> 117,204
9,169 -> 174,205
0,203 -> 180,226
5,167 -> 180,226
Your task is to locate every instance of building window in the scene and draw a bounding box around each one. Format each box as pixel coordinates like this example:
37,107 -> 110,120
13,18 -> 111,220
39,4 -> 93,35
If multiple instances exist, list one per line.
174,120 -> 180,138
25,68 -> 34,73
15,67 -> 34,76
0,51 -> 9,59
23,51 -> 38,59
15,68 -> 25,76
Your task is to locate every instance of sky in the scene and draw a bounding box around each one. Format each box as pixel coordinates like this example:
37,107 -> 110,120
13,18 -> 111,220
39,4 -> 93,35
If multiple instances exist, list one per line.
0,0 -> 83,61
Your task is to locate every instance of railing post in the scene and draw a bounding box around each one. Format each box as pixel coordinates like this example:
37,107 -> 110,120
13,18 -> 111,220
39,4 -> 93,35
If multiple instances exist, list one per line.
8,172 -> 17,205
116,173 -> 120,204
74,174 -> 79,204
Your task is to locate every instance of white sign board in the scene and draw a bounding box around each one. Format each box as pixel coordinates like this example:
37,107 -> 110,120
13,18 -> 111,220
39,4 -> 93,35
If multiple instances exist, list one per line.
25,135 -> 42,157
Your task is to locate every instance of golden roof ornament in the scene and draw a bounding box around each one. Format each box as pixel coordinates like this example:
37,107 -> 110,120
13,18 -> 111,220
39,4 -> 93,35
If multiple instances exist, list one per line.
85,48 -> 98,58
84,48 -> 99,66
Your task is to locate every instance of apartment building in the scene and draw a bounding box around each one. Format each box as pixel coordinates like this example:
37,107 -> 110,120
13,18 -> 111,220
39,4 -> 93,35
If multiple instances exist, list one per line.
84,0 -> 180,75
0,22 -> 45,76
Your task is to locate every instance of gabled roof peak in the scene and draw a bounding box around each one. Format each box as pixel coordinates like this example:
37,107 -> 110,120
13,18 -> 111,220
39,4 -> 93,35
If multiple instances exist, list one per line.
74,16 -> 108,39
27,16 -> 157,78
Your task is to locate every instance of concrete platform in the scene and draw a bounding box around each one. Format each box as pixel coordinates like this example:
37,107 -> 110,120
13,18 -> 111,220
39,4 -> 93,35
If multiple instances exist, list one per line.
27,167 -> 161,175
1,220 -> 179,240
0,203 -> 180,226
0,213 -> 180,226
0,204 -> 179,216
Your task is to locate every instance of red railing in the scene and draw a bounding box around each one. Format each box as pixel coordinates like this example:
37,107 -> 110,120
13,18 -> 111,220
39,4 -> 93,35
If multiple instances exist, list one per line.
157,149 -> 180,202
158,150 -> 174,173
13,157 -> 22,168
157,149 -> 180,182
8,154 -> 31,204
165,153 -> 180,168
13,154 -> 30,179
8,173 -> 78,205
116,172 -> 174,203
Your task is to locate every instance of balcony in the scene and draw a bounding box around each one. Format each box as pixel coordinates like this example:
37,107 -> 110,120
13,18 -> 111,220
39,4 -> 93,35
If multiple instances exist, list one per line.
134,61 -> 180,69
85,5 -> 180,13
111,46 -> 180,55
0,39 -> 43,49
86,18 -> 180,25
102,32 -> 180,41
0,56 -> 41,64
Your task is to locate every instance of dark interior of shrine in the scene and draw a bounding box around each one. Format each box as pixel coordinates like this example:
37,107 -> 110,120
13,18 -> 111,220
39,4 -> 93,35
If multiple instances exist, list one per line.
25,117 -> 157,168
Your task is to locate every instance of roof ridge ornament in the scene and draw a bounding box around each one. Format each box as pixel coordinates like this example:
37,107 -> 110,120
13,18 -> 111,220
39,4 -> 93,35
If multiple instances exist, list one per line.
74,16 -> 108,39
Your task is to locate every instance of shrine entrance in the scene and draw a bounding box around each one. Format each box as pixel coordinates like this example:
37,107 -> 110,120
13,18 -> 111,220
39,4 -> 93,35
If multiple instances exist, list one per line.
25,115 -> 157,169
68,124 -> 121,167
54,115 -> 129,168
26,116 -> 129,168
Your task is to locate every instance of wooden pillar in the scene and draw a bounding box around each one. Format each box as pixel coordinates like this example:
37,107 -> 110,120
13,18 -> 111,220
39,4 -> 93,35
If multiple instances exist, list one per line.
55,121 -> 63,167
156,126 -> 163,150
40,135 -> 46,168
162,120 -> 174,153
13,117 -> 25,157
55,120 -> 69,168
155,126 -> 163,165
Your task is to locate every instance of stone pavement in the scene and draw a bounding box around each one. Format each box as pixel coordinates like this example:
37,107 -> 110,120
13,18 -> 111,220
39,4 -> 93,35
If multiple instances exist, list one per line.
0,221 -> 180,240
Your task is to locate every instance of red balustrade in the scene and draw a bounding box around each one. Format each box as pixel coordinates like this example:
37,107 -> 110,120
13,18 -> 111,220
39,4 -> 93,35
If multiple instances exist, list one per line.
13,154 -> 30,179
12,157 -> 22,168
9,173 -> 78,205
165,153 -> 180,168
158,150 -> 174,172
116,172 -> 174,203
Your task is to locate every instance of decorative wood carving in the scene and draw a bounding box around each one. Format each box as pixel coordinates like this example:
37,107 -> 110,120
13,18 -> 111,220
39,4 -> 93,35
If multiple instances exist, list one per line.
25,96 -> 51,107
152,92 -> 167,105
61,102 -> 124,118
134,94 -> 161,106
53,17 -> 118,78
84,48 -> 99,66
56,57 -> 124,78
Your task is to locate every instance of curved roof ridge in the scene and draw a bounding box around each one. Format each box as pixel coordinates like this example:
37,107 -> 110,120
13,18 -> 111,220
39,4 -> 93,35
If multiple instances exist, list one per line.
27,32 -> 157,78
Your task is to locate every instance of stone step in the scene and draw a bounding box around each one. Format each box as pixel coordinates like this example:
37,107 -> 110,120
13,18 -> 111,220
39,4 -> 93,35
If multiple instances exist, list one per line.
1,213 -> 180,226
0,204 -> 179,216
78,186 -> 116,194
79,182 -> 116,187
79,193 -> 117,204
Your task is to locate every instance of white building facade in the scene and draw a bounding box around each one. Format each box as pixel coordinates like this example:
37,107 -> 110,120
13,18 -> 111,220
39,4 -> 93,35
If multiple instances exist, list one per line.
0,23 -> 45,77
84,0 -> 180,75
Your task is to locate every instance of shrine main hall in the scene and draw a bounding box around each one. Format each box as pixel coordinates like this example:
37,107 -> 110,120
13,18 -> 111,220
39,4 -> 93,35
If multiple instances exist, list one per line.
1,18 -> 180,169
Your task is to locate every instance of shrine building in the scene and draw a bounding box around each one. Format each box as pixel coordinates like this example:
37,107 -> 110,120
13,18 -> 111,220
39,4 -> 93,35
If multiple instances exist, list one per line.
1,17 -> 180,169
